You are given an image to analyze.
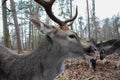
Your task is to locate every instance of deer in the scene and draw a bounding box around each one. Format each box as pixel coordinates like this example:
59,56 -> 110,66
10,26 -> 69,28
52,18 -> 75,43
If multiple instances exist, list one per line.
0,0 -> 98,80
95,39 -> 120,67
31,0 -> 98,71
32,0 -> 99,70
96,39 -> 118,60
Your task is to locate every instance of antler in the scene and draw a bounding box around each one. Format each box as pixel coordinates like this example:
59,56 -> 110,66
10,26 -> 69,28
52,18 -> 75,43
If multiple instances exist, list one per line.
2,0 -> 7,5
34,0 -> 78,30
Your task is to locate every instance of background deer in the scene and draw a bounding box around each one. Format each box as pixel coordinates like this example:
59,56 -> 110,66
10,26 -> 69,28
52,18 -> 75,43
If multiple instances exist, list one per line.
92,39 -> 120,67
0,0 -> 98,80
98,39 -> 120,66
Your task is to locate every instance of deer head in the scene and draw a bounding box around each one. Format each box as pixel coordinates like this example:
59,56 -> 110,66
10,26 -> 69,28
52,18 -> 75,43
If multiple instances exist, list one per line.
98,39 -> 120,60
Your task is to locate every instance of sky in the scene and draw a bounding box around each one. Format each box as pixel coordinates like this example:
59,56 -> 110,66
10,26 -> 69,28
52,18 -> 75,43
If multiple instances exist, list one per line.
95,0 -> 120,19
0,0 -> 120,37
76,0 -> 120,20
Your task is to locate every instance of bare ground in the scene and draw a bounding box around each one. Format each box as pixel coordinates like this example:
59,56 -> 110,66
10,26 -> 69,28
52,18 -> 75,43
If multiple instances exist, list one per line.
55,53 -> 120,80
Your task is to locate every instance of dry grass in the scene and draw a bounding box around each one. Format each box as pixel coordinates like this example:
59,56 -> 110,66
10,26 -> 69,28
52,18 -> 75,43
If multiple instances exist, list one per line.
55,54 -> 120,80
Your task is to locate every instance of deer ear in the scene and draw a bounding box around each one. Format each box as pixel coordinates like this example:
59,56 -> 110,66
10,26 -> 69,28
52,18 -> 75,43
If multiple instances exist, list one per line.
39,21 -> 57,34
46,28 -> 58,43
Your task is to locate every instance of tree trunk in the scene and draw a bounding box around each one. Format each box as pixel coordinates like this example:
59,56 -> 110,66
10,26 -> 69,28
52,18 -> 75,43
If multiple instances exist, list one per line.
70,0 -> 73,30
78,17 -> 83,38
92,0 -> 97,41
86,0 -> 90,40
2,0 -> 10,48
28,21 -> 32,51
10,0 -> 22,53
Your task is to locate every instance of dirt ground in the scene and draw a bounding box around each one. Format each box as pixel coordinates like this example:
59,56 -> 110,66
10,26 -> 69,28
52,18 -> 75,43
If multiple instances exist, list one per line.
55,53 -> 120,80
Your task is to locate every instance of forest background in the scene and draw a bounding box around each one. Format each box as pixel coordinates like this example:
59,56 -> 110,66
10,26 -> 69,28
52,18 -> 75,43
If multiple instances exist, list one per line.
0,0 -> 120,53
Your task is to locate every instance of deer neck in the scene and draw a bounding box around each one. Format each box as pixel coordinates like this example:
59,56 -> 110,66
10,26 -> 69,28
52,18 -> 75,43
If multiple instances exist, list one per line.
31,40 -> 65,79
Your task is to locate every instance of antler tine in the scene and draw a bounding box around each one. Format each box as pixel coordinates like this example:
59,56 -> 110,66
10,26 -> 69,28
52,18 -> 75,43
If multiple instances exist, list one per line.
64,6 -> 78,24
34,0 -> 78,30
34,0 -> 55,7
34,0 -> 65,26
2,0 -> 7,5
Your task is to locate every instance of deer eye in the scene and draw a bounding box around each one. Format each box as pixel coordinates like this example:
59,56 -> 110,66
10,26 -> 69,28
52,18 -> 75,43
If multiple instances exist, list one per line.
94,48 -> 97,51
68,34 -> 76,39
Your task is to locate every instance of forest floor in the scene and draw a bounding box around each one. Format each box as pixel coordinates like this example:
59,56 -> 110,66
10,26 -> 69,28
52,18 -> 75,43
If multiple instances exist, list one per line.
55,53 -> 120,80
